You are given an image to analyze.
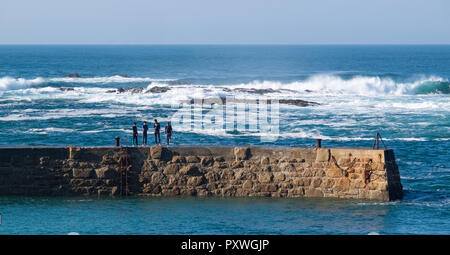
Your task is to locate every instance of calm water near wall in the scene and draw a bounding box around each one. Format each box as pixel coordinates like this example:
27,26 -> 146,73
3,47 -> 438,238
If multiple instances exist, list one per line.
0,45 -> 448,234
0,196 -> 448,235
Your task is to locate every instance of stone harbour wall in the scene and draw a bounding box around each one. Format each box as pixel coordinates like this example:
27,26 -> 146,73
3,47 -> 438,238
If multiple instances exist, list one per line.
0,146 -> 403,201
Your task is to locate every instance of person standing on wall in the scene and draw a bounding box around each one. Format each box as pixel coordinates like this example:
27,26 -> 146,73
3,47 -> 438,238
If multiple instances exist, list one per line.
154,119 -> 161,144
142,121 -> 148,145
165,121 -> 173,146
132,122 -> 138,146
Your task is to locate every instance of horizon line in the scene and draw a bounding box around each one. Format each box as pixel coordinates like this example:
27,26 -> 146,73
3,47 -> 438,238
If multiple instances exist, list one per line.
1,43 -> 450,46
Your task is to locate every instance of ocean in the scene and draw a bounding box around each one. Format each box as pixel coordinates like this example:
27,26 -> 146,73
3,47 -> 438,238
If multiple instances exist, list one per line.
0,45 -> 449,234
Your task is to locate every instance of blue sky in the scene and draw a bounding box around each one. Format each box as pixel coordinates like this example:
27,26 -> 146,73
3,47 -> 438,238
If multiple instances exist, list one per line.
1,0 -> 449,44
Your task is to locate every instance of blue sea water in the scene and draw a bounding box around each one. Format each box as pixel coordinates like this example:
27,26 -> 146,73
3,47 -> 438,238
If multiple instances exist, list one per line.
0,45 -> 449,234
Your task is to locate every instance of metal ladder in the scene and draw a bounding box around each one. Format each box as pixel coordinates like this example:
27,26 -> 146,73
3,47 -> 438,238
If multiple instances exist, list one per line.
118,152 -> 130,196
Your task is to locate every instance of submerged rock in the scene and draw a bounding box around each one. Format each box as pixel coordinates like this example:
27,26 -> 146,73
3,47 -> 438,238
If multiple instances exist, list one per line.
59,87 -> 75,92
223,87 -> 298,95
180,97 -> 319,107
106,87 -> 144,94
279,99 -> 320,107
65,73 -> 80,78
146,86 -> 171,93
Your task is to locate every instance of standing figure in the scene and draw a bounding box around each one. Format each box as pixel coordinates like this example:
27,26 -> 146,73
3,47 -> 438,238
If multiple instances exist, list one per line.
154,119 -> 161,144
132,122 -> 138,146
165,122 -> 173,145
142,121 -> 148,145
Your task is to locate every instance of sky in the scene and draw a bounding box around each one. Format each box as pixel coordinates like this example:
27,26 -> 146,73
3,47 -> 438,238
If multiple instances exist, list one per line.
1,0 -> 449,44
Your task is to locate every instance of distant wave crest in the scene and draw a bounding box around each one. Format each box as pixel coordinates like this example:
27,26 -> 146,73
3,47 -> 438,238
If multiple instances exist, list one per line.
228,75 -> 449,95
0,75 -> 449,95
48,75 -> 174,84
0,77 -> 45,90
0,75 -> 173,91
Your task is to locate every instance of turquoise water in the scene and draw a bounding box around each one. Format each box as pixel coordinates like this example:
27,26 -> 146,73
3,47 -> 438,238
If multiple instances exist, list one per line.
0,45 -> 449,234
0,196 -> 448,235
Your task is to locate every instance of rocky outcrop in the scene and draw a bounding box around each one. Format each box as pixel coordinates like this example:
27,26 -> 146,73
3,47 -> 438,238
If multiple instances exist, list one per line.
180,97 -> 319,107
65,73 -> 80,78
0,146 -> 402,201
146,86 -> 171,93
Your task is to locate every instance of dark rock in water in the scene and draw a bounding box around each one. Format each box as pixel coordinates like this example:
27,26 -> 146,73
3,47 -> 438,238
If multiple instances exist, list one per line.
180,97 -> 319,107
125,88 -> 144,94
232,88 -> 280,95
108,87 -> 145,94
222,87 -> 298,95
146,86 -> 171,93
279,99 -> 320,107
59,87 -> 75,92
65,73 -> 80,78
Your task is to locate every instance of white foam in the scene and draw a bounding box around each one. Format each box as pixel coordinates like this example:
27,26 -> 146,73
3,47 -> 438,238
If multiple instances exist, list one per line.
223,75 -> 447,96
49,75 -> 174,83
1,74 -> 447,96
0,77 -> 45,91
27,128 -> 76,134
434,138 -> 450,141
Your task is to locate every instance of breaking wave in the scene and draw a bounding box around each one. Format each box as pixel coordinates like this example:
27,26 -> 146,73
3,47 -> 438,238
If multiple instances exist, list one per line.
0,77 -> 45,91
48,75 -> 174,83
0,75 -> 448,95
226,75 -> 449,95
0,75 -> 173,91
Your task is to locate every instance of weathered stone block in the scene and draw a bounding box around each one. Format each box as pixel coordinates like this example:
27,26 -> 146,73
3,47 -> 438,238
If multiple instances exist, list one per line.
221,169 -> 234,180
151,172 -> 165,184
326,167 -> 344,178
258,173 -> 273,183
231,161 -> 243,169
305,188 -> 324,197
273,172 -> 285,182
200,156 -> 214,166
213,161 -> 228,169
315,148 -> 330,162
72,168 -> 94,178
142,160 -> 157,171
260,184 -> 277,192
150,146 -> 163,160
95,167 -> 116,179
180,188 -> 196,196
202,172 -> 216,183
171,156 -> 186,163
187,176 -> 204,186
242,180 -> 253,189
186,156 -> 200,163
161,188 -> 180,196
179,165 -> 200,175
163,164 -> 179,175
234,147 -> 251,160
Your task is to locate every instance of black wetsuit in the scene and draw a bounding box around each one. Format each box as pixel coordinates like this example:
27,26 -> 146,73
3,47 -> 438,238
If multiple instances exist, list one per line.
132,125 -> 138,146
154,122 -> 161,144
142,124 -> 148,145
165,124 -> 172,145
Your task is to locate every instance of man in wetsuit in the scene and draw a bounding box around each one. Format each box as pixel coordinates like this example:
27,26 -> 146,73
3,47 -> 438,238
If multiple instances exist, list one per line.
142,121 -> 148,145
132,122 -> 138,146
165,121 -> 173,145
154,119 -> 161,144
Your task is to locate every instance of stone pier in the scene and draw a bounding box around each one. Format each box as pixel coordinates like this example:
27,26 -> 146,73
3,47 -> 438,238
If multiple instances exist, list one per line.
0,146 -> 402,201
